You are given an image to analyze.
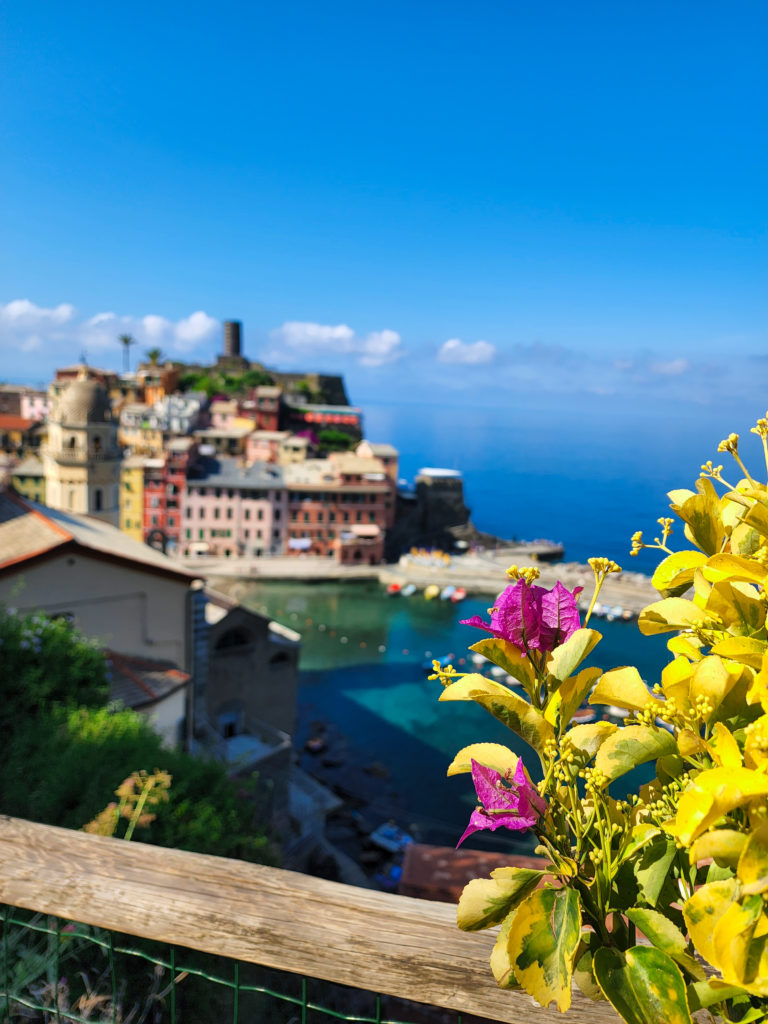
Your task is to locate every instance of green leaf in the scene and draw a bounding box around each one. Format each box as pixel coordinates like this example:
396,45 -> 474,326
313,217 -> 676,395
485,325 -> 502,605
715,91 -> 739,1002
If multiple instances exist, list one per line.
544,665 -> 602,729
590,665 -> 657,713
593,946 -> 693,1024
456,868 -> 544,931
594,725 -> 678,783
468,638 -> 534,689
638,598 -> 708,636
625,908 -> 705,980
651,550 -> 708,598
632,833 -> 677,907
507,887 -> 581,1012
469,690 -> 555,760
546,628 -> 601,684
687,978 -> 748,1011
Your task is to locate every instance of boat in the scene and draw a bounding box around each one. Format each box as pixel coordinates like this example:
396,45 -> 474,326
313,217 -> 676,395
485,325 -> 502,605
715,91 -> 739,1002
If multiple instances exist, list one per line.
386,582 -> 402,596
440,585 -> 456,601
471,652 -> 487,666
572,707 -> 596,724
369,822 -> 414,854
424,584 -> 440,600
400,583 -> 417,597
450,587 -> 467,603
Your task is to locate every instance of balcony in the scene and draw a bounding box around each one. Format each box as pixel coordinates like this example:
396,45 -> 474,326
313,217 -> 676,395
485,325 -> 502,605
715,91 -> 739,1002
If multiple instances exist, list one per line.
0,817 -> 619,1023
44,443 -> 121,464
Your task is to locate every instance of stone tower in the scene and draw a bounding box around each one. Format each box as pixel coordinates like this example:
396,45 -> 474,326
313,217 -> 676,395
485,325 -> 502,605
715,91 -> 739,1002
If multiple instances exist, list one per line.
43,369 -> 121,526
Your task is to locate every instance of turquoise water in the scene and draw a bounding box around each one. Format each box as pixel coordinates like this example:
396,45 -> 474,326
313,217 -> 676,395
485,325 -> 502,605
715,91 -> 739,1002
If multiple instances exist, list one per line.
239,580 -> 670,849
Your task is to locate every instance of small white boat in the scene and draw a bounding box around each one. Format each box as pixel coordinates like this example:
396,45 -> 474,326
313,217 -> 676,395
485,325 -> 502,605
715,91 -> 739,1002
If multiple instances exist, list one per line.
471,653 -> 487,666
440,585 -> 456,600
490,665 -> 506,678
400,583 -> 417,597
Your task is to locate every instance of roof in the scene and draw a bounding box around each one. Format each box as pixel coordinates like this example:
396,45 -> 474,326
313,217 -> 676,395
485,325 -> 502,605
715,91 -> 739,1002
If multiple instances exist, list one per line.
330,453 -> 386,475
187,456 -> 284,489
363,442 -> 398,457
194,426 -> 254,439
11,456 -> 44,477
107,651 -> 190,710
255,385 -> 281,397
250,430 -> 289,441
398,844 -> 547,903
0,489 -> 199,582
55,378 -> 113,425
0,415 -> 36,431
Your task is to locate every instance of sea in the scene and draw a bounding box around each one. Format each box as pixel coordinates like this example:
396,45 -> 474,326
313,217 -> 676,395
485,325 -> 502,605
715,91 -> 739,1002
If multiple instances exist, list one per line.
236,397 -> 763,849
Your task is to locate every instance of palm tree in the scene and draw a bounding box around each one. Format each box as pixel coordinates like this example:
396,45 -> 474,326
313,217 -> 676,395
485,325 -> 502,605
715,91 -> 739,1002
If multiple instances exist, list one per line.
145,347 -> 164,366
118,334 -> 136,374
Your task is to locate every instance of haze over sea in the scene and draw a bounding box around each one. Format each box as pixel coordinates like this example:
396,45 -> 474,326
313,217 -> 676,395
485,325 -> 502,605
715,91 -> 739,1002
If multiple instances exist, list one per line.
361,396 -> 765,570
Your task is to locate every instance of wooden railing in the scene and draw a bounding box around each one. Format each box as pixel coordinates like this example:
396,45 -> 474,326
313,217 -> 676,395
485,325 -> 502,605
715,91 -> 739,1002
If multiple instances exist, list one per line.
0,817 -> 617,1024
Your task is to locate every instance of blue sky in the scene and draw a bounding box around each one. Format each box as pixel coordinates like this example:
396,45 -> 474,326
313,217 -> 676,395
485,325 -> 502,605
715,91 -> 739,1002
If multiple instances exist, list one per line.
1,0 -> 765,419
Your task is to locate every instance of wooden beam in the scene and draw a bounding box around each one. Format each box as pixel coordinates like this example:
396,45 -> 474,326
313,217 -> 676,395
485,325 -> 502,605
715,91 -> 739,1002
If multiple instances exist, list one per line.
0,817 -> 616,1023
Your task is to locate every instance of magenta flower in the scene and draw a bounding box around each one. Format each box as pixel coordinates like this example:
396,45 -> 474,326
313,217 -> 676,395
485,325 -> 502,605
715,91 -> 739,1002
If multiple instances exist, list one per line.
460,578 -> 582,655
457,759 -> 546,847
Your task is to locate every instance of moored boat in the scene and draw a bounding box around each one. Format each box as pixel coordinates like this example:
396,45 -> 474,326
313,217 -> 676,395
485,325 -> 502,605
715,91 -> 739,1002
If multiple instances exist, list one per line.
440,585 -> 456,601
451,587 -> 467,603
424,584 -> 440,600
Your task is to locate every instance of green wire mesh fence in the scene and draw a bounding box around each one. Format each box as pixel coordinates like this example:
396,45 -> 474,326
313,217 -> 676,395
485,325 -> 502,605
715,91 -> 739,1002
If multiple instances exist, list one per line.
1,905 -> 468,1024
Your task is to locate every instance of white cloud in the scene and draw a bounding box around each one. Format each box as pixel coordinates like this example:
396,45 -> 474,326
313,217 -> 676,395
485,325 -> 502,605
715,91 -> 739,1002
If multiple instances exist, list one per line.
437,338 -> 496,365
650,358 -> 690,376
270,321 -> 402,368
0,297 -> 221,377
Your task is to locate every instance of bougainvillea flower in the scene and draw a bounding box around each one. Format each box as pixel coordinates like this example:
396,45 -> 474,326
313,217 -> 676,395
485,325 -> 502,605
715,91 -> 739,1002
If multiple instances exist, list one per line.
457,759 -> 546,847
460,578 -> 582,654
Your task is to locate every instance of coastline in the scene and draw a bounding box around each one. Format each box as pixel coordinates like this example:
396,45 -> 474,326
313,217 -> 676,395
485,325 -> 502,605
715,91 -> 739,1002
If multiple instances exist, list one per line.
181,544 -> 658,615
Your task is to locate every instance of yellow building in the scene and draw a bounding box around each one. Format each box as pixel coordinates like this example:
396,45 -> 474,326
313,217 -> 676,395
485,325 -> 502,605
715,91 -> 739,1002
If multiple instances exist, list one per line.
11,455 -> 46,504
120,456 -> 145,542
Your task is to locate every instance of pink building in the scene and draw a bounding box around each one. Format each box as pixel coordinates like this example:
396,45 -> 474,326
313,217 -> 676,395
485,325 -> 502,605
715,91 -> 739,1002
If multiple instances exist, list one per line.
181,457 -> 287,558
245,430 -> 289,465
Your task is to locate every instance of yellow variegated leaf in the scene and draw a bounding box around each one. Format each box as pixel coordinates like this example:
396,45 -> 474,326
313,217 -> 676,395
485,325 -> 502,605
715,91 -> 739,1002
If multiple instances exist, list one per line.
706,580 -> 766,636
456,868 -> 544,930
712,895 -> 763,987
729,520 -> 761,556
544,666 -> 601,728
737,821 -> 768,895
594,725 -> 677,783
508,887 -> 581,1012
711,636 -> 767,670
677,728 -> 706,757
651,550 -> 708,597
689,655 -> 731,719
707,722 -> 743,768
638,598 -> 708,636
667,635 -> 704,661
744,713 -> 768,769
469,690 -> 555,759
746,651 -> 768,710
669,477 -> 724,556
566,721 -> 617,760
689,829 -> 746,867
683,879 -> 739,968
691,567 -> 711,607
546,628 -> 601,684
468,638 -> 534,689
439,674 -> 510,702
593,946 -> 694,1024
589,665 -> 658,713
703,553 -> 768,586
446,742 -> 518,777
671,767 -> 768,844
490,912 -> 520,988
661,657 -> 694,710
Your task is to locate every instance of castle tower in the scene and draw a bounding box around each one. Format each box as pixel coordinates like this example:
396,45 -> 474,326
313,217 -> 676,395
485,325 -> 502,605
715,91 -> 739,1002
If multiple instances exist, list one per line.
43,369 -> 121,526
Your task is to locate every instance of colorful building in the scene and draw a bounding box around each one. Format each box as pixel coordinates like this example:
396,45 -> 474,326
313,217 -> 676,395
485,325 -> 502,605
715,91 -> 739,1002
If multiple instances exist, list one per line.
120,456 -> 145,542
181,458 -> 287,558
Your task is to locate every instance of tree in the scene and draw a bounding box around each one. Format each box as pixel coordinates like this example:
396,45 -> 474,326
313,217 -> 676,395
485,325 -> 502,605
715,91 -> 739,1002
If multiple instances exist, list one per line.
118,333 -> 136,373
145,347 -> 164,366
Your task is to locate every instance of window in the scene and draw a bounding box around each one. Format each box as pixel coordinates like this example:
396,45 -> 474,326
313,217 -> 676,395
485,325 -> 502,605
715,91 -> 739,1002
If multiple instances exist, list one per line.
303,512 -> 309,523
244,529 -> 249,538
199,529 -> 204,539
274,509 -> 281,520
244,508 -> 250,520
94,489 -> 103,511
168,517 -> 175,527
329,512 -> 336,522
317,511 -> 324,522
343,512 -> 349,522
214,508 -> 220,519
369,512 -> 376,522
151,515 -> 158,526
199,507 -> 204,518
257,508 -> 263,520
186,507 -> 191,518
226,508 -> 233,519
356,511 -> 362,522
185,529 -> 191,539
